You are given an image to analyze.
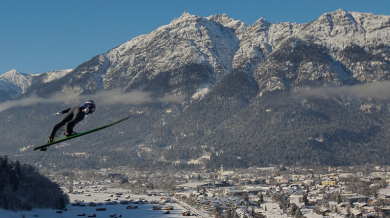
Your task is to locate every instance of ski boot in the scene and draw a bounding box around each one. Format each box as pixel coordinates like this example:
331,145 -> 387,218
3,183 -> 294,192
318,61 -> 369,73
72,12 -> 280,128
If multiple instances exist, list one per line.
47,137 -> 54,143
64,131 -> 78,137
40,137 -> 54,152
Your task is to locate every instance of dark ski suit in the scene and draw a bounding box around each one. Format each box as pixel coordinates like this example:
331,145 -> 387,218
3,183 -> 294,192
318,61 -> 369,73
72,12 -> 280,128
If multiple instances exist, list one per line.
49,103 -> 94,139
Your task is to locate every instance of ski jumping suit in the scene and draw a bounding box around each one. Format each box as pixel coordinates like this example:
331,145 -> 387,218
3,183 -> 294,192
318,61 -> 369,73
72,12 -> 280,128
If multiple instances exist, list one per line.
49,103 -> 94,139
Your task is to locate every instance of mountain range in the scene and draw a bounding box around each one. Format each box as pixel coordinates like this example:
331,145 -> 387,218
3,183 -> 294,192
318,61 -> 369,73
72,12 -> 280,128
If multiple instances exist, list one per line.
1,9 -> 390,170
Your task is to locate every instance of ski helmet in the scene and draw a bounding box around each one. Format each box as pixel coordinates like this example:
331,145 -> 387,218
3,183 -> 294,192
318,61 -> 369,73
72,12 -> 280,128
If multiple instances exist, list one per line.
86,100 -> 96,112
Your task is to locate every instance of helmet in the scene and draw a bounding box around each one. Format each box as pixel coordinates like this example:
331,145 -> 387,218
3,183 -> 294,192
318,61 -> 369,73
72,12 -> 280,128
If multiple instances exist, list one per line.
86,100 -> 96,107
86,100 -> 96,113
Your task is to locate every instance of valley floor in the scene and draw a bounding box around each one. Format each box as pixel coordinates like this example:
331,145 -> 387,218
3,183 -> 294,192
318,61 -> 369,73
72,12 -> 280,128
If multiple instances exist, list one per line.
1,187 -> 188,218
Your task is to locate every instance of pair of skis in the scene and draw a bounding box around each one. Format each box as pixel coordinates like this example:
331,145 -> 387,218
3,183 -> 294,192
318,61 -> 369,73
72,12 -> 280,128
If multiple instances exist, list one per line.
32,115 -> 132,151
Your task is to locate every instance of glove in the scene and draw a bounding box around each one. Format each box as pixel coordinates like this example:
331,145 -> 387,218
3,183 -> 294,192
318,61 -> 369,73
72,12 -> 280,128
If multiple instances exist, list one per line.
54,111 -> 62,116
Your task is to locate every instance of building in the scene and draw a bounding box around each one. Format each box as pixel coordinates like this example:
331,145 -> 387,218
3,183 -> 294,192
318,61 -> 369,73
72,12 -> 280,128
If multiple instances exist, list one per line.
345,195 -> 368,204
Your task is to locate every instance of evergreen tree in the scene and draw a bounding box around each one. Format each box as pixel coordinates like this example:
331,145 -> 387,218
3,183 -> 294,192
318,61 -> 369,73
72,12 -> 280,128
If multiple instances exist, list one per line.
3,196 -> 9,210
336,193 -> 342,204
242,192 -> 249,201
302,193 -> 309,205
294,207 -> 303,218
9,168 -> 19,191
290,203 -> 298,216
1,155 -> 8,170
215,204 -> 221,215
14,159 -> 21,178
258,192 -> 264,203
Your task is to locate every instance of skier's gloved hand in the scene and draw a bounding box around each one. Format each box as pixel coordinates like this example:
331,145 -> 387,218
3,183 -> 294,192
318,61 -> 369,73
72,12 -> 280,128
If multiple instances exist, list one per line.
54,111 -> 62,116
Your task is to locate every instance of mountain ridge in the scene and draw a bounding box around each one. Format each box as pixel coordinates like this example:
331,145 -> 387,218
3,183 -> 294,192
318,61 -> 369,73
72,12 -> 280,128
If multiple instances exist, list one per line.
4,9 -> 390,98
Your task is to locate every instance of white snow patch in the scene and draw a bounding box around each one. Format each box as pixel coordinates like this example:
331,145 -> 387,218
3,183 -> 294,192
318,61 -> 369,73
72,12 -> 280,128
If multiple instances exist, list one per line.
187,153 -> 211,164
43,69 -> 73,83
19,145 -> 34,152
191,84 -> 212,100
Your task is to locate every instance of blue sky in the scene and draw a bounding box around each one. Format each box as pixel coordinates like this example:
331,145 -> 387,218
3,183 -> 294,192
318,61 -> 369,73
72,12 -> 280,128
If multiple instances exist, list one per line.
0,0 -> 389,75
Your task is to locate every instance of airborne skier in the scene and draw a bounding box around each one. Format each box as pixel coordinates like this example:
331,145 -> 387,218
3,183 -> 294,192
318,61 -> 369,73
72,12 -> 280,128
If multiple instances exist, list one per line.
34,115 -> 131,151
47,100 -> 96,144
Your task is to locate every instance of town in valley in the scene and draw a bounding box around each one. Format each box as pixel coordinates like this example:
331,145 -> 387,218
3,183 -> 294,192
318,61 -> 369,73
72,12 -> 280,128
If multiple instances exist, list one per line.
35,164 -> 390,218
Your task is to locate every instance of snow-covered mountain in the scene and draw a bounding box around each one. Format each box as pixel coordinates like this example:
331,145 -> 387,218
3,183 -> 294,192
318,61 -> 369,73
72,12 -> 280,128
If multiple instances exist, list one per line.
251,9 -> 390,93
42,69 -> 73,83
0,69 -> 72,102
4,9 -> 390,101
1,9 -> 390,170
20,12 -> 248,98
0,70 -> 34,101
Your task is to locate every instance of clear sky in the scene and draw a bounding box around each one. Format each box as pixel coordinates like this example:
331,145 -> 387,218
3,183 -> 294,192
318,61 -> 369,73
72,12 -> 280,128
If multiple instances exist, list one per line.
1,0 -> 389,75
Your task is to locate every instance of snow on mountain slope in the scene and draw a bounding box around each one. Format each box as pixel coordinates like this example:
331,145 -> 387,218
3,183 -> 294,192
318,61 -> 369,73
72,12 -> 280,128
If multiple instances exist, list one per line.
233,9 -> 390,74
42,69 -> 73,83
243,9 -> 390,94
0,69 -> 73,102
2,10 -> 390,101
0,69 -> 33,93
299,9 -> 390,49
0,69 -> 34,100
101,12 -> 247,91
206,13 -> 249,40
299,9 -> 390,84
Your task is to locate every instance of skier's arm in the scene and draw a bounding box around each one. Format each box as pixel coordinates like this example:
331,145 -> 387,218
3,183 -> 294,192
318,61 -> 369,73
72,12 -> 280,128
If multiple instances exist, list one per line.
54,108 -> 71,116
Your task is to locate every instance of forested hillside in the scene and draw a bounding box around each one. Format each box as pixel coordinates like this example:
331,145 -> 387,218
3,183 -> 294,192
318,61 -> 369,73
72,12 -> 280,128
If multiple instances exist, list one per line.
0,156 -> 69,210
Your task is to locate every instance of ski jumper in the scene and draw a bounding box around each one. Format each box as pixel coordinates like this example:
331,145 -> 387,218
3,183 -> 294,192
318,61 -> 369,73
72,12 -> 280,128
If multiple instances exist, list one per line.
49,102 -> 95,139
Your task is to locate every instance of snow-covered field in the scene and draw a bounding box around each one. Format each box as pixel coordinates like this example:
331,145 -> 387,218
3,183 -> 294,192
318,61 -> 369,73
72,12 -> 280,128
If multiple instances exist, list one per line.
1,187 -> 188,218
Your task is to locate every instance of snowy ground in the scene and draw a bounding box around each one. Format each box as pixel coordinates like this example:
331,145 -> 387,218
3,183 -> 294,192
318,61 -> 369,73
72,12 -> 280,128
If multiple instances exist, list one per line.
1,187 -> 190,218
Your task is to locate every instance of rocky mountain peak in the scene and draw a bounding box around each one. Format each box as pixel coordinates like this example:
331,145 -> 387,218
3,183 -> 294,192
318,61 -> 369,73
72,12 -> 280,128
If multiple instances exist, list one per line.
88,12 -> 244,94
252,17 -> 271,27
1,69 -> 24,78
0,69 -> 32,93
207,14 -> 249,39
180,11 -> 194,18
303,9 -> 390,49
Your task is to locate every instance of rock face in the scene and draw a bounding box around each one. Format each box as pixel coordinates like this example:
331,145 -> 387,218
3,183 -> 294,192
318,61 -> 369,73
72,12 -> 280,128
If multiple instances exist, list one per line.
1,10 -> 390,169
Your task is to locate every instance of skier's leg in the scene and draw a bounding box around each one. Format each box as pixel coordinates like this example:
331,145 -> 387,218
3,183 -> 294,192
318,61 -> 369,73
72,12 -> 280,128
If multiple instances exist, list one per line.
49,110 -> 75,139
64,118 -> 83,135
65,107 -> 85,135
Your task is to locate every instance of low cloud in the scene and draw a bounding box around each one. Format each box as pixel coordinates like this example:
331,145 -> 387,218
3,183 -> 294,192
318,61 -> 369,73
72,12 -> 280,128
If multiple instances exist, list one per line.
0,89 -> 186,112
292,81 -> 390,100
84,89 -> 186,105
0,93 -> 72,112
